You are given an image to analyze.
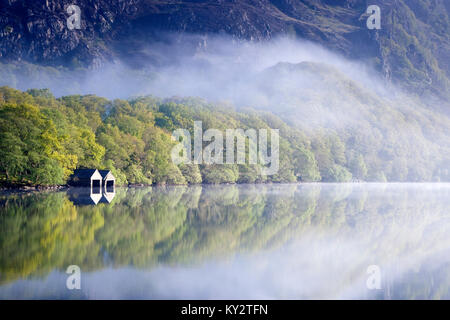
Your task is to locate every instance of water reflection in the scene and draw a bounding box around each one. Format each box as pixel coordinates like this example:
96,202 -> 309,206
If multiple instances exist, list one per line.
67,185 -> 116,206
0,183 -> 449,299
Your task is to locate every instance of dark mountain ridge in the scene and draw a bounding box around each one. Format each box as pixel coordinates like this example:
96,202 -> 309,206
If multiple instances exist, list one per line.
1,0 -> 449,103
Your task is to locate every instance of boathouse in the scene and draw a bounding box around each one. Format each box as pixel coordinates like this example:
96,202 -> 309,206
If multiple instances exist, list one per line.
69,169 -> 103,192
68,169 -> 116,205
99,170 -> 115,193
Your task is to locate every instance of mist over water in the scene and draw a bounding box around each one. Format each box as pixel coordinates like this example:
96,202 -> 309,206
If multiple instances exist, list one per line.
0,183 -> 449,299
1,2 -> 450,302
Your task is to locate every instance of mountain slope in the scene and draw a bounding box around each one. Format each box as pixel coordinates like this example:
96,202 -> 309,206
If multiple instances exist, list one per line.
1,0 -> 449,103
254,61 -> 450,181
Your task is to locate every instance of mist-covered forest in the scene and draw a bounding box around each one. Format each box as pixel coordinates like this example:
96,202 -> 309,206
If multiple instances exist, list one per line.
0,83 -> 449,186
1,1 -> 450,301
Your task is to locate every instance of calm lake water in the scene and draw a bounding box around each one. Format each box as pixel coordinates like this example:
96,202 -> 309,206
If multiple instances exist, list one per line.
0,183 -> 449,299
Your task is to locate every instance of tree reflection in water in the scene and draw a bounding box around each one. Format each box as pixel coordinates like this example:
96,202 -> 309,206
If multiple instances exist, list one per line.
0,183 -> 449,299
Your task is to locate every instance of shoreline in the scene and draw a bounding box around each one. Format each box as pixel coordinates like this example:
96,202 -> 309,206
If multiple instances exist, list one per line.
2,181 -> 449,194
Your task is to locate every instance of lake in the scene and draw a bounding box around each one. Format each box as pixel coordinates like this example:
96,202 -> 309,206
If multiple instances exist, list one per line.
0,183 -> 449,299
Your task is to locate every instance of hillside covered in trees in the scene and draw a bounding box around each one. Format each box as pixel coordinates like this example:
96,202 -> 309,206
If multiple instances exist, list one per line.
0,85 -> 449,187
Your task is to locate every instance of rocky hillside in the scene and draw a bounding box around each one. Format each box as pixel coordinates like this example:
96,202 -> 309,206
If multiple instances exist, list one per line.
0,0 -> 449,103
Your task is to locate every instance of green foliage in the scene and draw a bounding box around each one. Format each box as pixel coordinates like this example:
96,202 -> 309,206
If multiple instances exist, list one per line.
291,145 -> 321,182
0,86 -> 448,186
201,164 -> 239,184
324,164 -> 353,182
237,165 -> 266,183
179,164 -> 202,184
348,154 -> 368,181
0,102 -> 66,185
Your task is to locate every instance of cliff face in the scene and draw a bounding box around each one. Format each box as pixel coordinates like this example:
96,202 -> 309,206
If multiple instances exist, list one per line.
0,0 -> 449,101
0,0 -> 140,67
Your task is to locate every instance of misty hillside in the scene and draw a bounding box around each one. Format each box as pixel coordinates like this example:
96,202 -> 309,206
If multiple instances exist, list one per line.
0,1 -> 449,186
1,0 -> 449,103
1,85 -> 449,187
254,61 -> 450,181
